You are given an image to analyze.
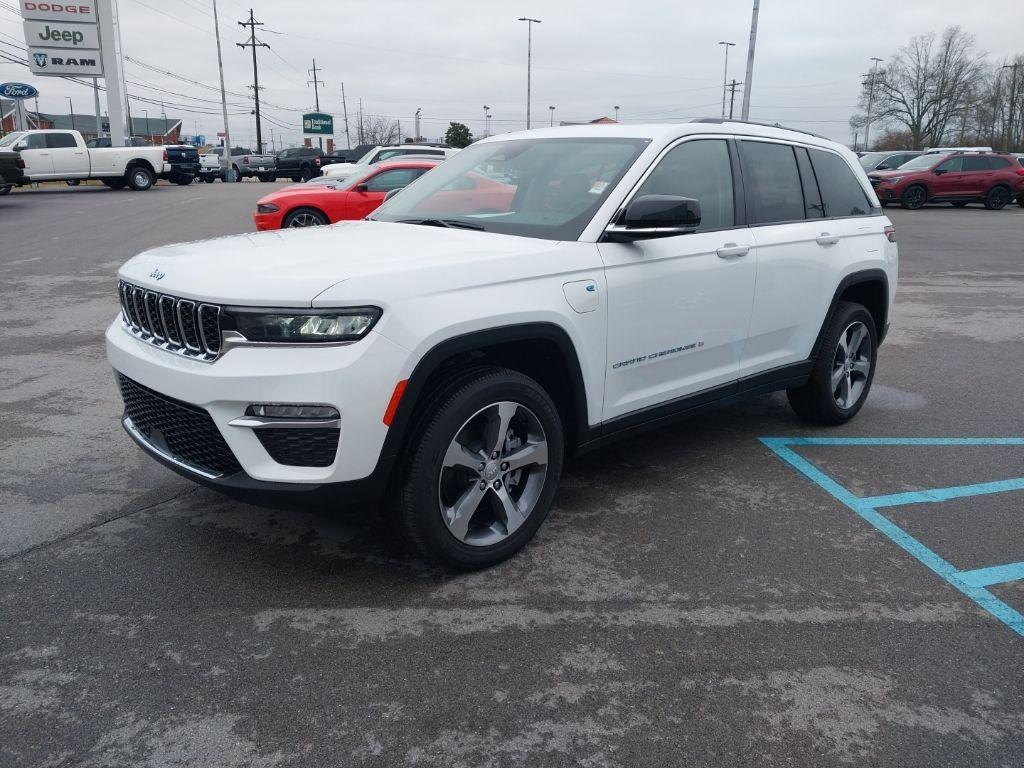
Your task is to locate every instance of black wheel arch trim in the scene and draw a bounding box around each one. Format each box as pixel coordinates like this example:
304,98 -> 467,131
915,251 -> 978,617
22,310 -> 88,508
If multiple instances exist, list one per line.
810,268 -> 890,358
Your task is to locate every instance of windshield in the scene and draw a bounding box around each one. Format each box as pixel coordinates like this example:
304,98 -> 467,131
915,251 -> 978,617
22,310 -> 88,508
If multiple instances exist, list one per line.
896,154 -> 945,171
370,137 -> 650,240
858,152 -> 890,170
355,147 -> 380,164
0,132 -> 25,148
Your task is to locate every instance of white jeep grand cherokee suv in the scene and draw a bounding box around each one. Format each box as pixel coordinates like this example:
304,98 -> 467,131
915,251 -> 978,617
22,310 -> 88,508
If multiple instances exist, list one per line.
107,120 -> 897,569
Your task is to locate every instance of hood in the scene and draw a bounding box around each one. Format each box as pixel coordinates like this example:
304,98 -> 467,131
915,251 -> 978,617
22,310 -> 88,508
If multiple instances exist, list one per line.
258,184 -> 342,203
116,220 -> 563,307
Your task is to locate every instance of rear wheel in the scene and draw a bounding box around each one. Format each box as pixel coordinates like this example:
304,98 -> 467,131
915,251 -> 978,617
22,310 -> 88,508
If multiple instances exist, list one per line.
984,186 -> 1010,210
386,367 -> 564,570
300,165 -> 314,182
257,173 -> 274,182
0,185 -> 11,196
291,174 -> 302,183
203,175 -> 215,183
126,166 -> 154,191
900,185 -> 927,210
174,175 -> 194,186
282,207 -> 328,227
787,301 -> 877,425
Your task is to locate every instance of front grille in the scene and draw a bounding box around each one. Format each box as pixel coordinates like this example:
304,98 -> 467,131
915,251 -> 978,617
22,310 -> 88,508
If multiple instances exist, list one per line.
118,280 -> 221,361
118,373 -> 241,476
255,428 -> 340,467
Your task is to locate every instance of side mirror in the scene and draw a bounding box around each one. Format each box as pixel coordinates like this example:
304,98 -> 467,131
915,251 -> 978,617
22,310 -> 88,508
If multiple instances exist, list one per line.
383,188 -> 402,203
355,182 -> 369,192
876,164 -> 890,171
605,194 -> 701,241
14,141 -> 27,151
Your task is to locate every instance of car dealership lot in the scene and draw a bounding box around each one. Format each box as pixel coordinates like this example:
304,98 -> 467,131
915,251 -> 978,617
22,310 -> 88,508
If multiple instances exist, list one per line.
2,184 -> 1024,766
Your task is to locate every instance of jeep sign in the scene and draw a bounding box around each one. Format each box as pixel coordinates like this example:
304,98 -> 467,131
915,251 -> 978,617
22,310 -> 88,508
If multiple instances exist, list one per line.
27,47 -> 102,76
18,1 -> 96,23
23,19 -> 99,48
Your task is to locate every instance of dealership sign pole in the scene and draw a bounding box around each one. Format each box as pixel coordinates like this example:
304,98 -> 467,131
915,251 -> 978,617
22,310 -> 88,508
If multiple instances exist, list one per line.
20,0 -> 126,145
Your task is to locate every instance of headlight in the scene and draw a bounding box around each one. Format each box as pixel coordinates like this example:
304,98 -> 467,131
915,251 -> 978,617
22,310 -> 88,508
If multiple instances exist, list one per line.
256,203 -> 279,213
885,177 -> 902,185
223,307 -> 381,343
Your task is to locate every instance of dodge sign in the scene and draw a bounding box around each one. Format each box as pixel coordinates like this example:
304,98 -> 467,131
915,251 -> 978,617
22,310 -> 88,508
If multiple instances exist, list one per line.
18,1 -> 96,23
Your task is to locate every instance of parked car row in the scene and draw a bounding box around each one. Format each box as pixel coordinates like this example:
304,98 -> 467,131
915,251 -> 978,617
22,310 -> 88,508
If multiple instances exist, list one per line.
866,149 -> 1024,210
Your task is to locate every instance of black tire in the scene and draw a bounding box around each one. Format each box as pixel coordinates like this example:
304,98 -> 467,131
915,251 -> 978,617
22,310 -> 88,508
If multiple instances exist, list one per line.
203,175 -> 215,183
290,174 -> 302,183
900,184 -> 927,210
879,201 -> 888,208
232,165 -> 241,181
951,201 -> 968,208
787,301 -> 877,426
0,185 -> 11,196
101,178 -> 126,190
257,173 -> 273,182
300,165 -> 314,182
174,175 -> 194,186
281,207 -> 329,227
385,366 -> 565,570
126,166 -> 154,191
984,186 -> 1010,211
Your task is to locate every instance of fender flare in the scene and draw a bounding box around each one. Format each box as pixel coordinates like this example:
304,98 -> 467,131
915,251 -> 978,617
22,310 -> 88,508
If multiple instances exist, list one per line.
810,268 -> 890,359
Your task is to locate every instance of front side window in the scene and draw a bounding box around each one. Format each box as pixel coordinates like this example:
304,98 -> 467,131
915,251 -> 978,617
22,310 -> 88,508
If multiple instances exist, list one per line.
808,149 -> 873,217
739,140 -> 805,224
362,168 -> 421,192
633,139 -> 735,230
371,137 -> 649,241
23,133 -> 47,150
936,156 -> 964,173
899,154 -> 947,171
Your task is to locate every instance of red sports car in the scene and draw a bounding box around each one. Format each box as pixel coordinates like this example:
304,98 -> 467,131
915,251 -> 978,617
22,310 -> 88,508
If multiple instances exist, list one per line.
253,159 -> 441,230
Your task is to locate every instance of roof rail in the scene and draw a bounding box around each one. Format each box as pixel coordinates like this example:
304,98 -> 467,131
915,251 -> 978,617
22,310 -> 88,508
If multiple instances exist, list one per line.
690,117 -> 828,140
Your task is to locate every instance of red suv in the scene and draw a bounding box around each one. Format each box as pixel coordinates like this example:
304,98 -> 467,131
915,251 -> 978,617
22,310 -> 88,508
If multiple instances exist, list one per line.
868,151 -> 1024,210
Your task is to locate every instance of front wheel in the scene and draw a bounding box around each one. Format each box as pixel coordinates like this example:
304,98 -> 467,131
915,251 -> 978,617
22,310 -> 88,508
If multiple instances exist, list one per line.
386,367 -> 564,570
900,185 -> 927,210
174,175 -> 194,186
203,175 -> 215,183
300,165 -> 314,182
0,185 -> 11,196
282,207 -> 328,227
126,166 -> 154,191
787,301 -> 877,425
984,186 -> 1010,211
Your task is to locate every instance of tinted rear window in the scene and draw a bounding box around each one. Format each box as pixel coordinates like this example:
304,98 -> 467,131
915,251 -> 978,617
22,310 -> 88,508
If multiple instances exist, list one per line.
962,156 -> 990,172
988,157 -> 1011,169
46,133 -> 77,148
739,141 -> 805,224
808,149 -> 873,217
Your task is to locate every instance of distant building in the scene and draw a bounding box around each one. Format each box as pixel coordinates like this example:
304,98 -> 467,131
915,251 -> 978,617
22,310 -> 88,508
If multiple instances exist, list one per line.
559,116 -> 620,126
0,107 -> 181,144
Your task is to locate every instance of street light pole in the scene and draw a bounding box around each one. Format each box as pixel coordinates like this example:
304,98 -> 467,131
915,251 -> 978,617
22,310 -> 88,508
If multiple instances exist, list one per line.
517,17 -> 541,129
66,97 -> 75,134
614,105 -> 620,122
718,41 -> 735,118
863,57 -> 883,152
212,0 -> 235,181
549,106 -> 555,126
740,0 -> 760,121
483,105 -> 489,137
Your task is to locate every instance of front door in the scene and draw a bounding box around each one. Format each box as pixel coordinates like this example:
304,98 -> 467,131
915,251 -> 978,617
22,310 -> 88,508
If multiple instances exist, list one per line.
930,156 -> 967,199
17,133 -> 52,178
599,137 -> 756,421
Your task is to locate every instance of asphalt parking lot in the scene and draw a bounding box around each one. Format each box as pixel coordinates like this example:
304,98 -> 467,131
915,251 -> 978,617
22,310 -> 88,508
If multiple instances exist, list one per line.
2,182 -> 1024,767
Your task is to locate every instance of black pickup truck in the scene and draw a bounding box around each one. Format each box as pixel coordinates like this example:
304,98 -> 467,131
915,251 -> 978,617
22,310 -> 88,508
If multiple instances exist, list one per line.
161,145 -> 200,185
0,149 -> 26,195
273,146 -> 323,182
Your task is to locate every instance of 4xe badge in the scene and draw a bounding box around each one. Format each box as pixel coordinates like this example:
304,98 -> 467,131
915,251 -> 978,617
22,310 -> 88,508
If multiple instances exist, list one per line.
149,268 -> 165,281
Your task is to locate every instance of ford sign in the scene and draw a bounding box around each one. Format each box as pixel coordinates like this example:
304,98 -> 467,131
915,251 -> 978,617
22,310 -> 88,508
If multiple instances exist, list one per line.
0,82 -> 39,100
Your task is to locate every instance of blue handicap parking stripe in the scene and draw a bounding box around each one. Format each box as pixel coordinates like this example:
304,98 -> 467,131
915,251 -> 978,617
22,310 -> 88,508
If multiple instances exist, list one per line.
761,437 -> 1024,636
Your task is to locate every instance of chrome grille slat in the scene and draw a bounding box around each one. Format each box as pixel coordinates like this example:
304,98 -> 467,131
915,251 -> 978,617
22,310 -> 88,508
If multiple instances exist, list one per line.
118,281 -> 221,362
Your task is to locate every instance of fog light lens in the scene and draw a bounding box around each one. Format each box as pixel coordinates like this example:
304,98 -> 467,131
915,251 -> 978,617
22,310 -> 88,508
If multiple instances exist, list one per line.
246,404 -> 339,419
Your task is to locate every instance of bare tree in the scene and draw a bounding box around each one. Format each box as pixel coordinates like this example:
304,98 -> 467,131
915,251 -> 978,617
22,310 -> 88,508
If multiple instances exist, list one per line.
357,115 -> 400,146
854,27 -> 987,149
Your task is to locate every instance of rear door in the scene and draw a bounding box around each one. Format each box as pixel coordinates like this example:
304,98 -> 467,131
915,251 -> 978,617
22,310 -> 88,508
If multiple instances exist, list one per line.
46,132 -> 89,177
737,140 -> 844,376
959,156 -> 992,196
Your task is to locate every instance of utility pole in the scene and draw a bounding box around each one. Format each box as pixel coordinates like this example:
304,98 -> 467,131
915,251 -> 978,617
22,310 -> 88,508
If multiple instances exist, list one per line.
307,58 -> 325,150
728,80 -> 743,119
92,79 -> 102,137
517,17 -> 541,129
1004,63 -> 1022,152
863,57 -> 883,152
414,107 -> 421,142
67,97 -> 75,133
740,0 -> 759,121
212,0 -> 235,181
340,82 -> 350,148
483,105 -> 489,137
357,98 -> 363,144
718,41 -> 736,117
238,9 -> 269,153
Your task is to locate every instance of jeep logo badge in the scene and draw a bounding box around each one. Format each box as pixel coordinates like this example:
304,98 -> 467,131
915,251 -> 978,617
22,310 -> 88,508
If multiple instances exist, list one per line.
149,268 -> 165,281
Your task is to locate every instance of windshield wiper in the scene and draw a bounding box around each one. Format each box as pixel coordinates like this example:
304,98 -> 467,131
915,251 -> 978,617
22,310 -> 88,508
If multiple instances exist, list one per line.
398,218 -> 485,231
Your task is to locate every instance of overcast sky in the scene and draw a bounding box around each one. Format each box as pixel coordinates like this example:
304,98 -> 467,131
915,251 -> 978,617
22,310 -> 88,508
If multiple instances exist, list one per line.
0,0 -> 1020,148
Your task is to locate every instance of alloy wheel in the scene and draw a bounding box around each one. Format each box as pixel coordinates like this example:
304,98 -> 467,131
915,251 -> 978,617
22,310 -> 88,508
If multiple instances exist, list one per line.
832,321 -> 872,409
288,212 -> 324,227
437,401 -> 549,547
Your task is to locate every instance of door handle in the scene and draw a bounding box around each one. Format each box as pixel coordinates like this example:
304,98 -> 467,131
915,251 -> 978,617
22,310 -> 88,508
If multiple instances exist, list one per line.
816,233 -> 840,246
716,243 -> 750,259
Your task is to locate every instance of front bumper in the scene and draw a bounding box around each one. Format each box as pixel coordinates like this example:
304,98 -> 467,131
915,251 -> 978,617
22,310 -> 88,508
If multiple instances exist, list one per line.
106,317 -> 410,492
253,211 -> 283,231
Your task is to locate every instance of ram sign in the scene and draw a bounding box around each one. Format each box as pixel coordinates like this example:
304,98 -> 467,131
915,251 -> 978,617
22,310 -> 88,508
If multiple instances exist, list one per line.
303,112 -> 333,136
27,47 -> 102,76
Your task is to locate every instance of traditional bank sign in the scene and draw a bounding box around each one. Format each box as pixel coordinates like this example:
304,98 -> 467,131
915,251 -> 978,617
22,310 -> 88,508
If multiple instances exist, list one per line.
303,112 -> 333,136
21,0 -> 102,76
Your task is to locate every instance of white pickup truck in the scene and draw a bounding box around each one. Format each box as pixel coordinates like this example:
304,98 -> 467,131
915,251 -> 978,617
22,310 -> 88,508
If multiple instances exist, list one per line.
0,129 -> 170,190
